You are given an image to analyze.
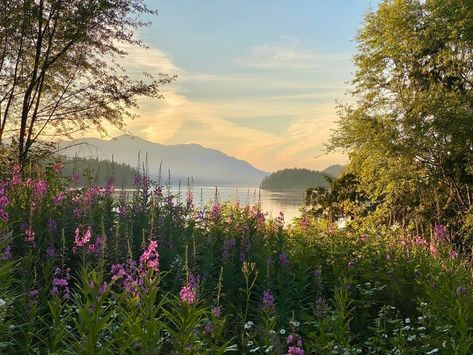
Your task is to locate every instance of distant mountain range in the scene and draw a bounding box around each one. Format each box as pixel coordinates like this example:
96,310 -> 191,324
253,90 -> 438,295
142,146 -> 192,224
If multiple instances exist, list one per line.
60,135 -> 269,186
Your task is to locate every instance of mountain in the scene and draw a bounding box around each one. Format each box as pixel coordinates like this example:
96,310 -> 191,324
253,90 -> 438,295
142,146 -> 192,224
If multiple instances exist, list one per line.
322,164 -> 345,177
59,135 -> 269,186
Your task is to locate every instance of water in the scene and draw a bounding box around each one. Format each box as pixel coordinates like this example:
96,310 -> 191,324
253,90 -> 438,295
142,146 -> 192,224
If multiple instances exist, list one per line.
123,186 -> 306,222
187,186 -> 306,222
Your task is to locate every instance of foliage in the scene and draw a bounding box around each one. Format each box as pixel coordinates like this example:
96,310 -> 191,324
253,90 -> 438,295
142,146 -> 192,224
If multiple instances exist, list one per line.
329,0 -> 473,241
261,168 -> 329,191
0,162 -> 472,353
0,0 -> 175,164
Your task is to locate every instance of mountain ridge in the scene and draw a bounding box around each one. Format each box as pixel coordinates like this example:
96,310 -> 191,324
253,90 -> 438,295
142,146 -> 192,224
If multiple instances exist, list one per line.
59,135 -> 269,186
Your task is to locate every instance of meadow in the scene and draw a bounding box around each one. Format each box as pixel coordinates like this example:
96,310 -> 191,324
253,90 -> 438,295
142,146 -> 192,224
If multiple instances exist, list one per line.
0,162 -> 472,354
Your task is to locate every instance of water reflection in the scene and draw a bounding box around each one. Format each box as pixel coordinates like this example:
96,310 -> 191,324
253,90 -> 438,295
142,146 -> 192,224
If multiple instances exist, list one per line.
176,186 -> 305,223
120,186 -> 306,223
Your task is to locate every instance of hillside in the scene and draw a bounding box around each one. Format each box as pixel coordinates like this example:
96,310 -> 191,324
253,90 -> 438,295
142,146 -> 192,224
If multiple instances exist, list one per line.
61,157 -> 137,187
59,135 -> 269,186
260,167 -> 331,191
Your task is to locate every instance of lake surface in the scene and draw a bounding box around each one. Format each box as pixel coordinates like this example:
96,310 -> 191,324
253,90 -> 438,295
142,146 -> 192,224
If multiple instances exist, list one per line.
122,186 -> 306,222
187,186 -> 306,222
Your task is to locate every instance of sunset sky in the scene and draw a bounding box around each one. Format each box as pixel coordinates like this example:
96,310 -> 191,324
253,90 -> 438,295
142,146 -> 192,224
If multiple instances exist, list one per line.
92,0 -> 380,172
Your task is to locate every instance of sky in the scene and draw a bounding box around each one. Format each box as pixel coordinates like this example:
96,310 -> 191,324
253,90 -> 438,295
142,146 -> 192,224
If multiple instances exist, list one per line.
92,0 -> 380,172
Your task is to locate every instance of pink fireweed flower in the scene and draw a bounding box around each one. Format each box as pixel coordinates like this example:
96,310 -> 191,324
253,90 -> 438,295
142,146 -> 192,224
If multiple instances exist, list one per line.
288,346 -> 305,355
25,227 -> 36,245
12,164 -> 21,185
74,226 -> 92,252
179,285 -> 197,304
33,180 -> 48,198
53,161 -> 63,173
211,306 -> 221,318
429,244 -> 438,256
139,240 -> 159,273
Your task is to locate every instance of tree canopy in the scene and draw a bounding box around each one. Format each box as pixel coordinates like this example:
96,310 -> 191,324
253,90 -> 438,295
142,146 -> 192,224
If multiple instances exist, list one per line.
0,0 -> 174,164
329,0 -> 473,236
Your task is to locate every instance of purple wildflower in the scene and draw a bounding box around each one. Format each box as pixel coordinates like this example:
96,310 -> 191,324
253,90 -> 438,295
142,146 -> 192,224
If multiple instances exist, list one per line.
434,224 -> 447,237
262,290 -> 275,313
211,306 -> 221,318
278,252 -> 289,266
46,246 -> 56,258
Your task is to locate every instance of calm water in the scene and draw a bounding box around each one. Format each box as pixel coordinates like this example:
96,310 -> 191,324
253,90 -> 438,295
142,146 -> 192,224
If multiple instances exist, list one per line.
122,186 -> 306,222
187,186 -> 306,222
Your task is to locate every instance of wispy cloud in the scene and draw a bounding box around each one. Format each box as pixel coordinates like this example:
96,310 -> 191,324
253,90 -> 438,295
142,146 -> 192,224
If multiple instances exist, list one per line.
79,41 -> 348,172
238,36 -> 349,70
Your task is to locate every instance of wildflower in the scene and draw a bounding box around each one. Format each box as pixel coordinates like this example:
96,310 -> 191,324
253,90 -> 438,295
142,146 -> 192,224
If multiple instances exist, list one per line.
33,180 -> 48,198
360,234 -> 367,241
279,328 -> 286,335
74,226 -> 92,249
0,184 -> 9,223
139,240 -> 159,273
299,216 -> 309,229
244,321 -> 254,330
51,267 -> 71,299
456,286 -> 467,297
28,289 -> 39,305
450,250 -> 458,259
52,192 -> 65,205
1,245 -> 12,260
288,346 -> 304,355
429,244 -> 438,255
111,264 -> 126,280
71,173 -> 80,183
186,190 -> 193,210
222,239 -> 236,261
204,321 -> 214,335
289,320 -> 300,328
53,161 -> 63,173
99,282 -> 108,296
25,227 -> 36,245
211,306 -> 221,318
278,252 -> 289,266
210,201 -> 221,219
434,224 -> 446,237
179,285 -> 197,305
262,290 -> 275,313
46,246 -> 56,258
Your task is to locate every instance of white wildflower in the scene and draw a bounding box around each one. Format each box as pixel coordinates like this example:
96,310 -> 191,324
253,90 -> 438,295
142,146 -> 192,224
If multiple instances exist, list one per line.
244,321 -> 254,330
279,329 -> 286,335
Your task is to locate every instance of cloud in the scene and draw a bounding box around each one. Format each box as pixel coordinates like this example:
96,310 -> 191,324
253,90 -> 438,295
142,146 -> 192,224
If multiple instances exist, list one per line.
78,41 -> 348,172
239,37 -> 349,70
